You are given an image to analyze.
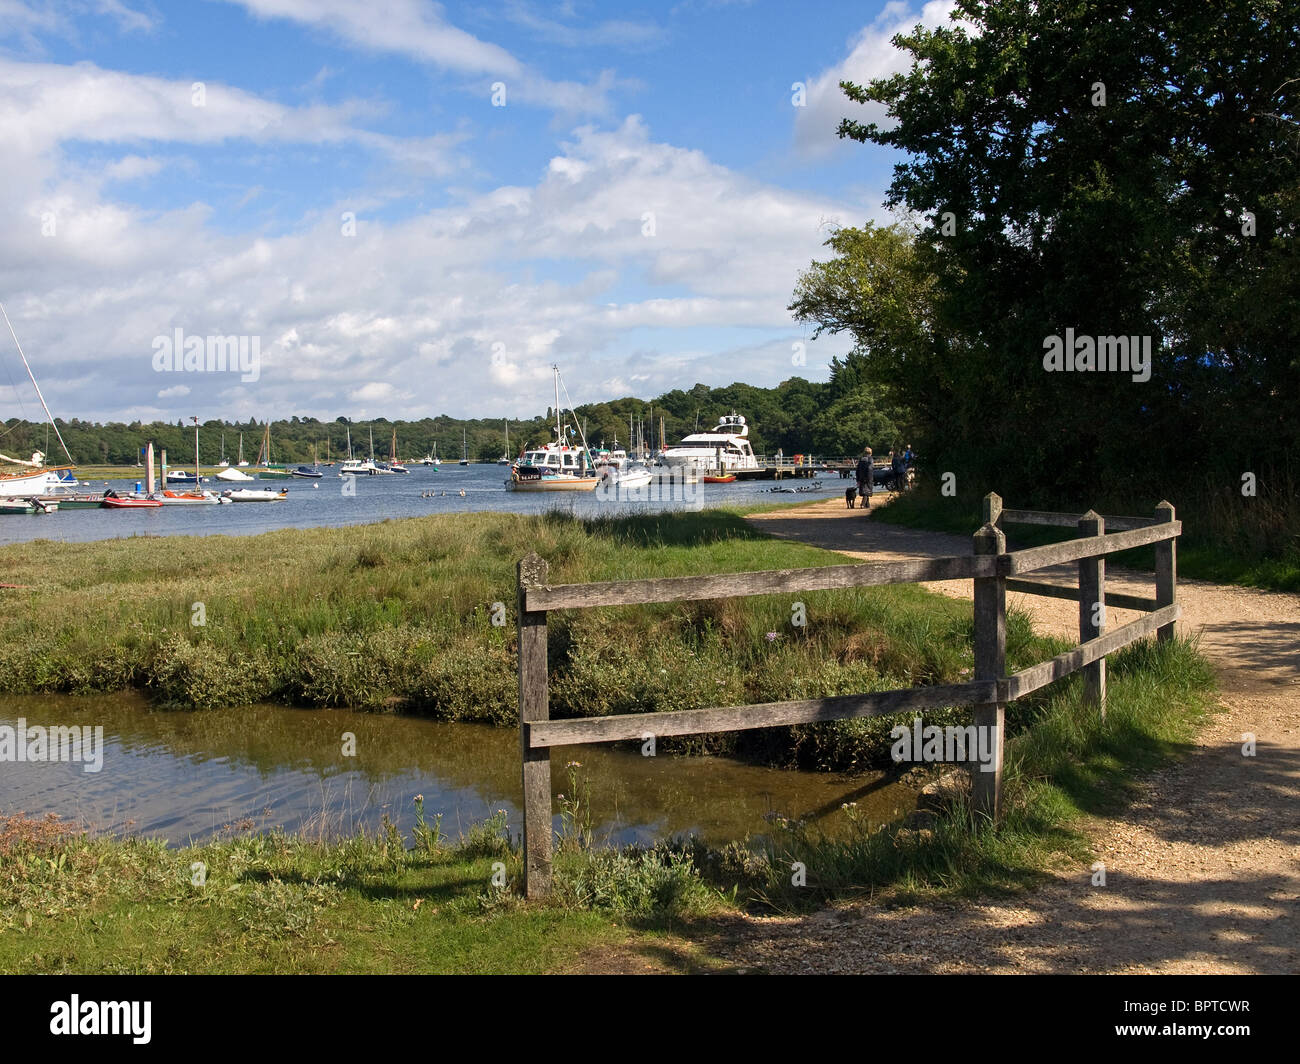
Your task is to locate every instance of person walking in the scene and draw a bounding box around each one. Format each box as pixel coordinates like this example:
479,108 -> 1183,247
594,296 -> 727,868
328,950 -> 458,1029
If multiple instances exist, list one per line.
855,447 -> 874,507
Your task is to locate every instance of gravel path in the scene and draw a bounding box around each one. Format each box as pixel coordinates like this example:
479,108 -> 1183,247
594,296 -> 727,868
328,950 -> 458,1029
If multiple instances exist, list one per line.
705,497 -> 1300,974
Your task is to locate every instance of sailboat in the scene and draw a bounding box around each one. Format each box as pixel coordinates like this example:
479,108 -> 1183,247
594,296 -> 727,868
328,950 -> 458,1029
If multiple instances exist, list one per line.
497,420 -> 512,465
236,432 -> 249,467
0,301 -> 78,495
377,426 -> 408,474
459,428 -> 468,466
505,366 -> 599,492
218,432 -> 228,466
291,444 -> 324,478
255,422 -> 292,479
419,442 -> 440,467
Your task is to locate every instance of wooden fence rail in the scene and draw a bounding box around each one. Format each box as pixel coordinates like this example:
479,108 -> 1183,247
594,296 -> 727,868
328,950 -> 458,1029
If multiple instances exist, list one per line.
514,493 -> 1181,898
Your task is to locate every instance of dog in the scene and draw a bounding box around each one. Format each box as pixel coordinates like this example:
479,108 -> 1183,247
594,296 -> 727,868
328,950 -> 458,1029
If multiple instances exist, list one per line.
845,485 -> 858,509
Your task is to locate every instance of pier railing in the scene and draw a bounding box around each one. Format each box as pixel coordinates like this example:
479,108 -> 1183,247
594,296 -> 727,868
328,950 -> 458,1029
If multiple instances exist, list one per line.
514,492 -> 1180,898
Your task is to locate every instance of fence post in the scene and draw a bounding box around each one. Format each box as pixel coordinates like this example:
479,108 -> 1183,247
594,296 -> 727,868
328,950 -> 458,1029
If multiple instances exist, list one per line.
517,552 -> 552,899
1078,511 -> 1107,717
982,491 -> 1002,528
972,522 -> 1006,821
1154,501 -> 1177,643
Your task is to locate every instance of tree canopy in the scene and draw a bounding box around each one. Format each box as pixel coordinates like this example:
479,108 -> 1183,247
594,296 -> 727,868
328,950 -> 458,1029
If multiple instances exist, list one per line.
793,0 -> 1298,506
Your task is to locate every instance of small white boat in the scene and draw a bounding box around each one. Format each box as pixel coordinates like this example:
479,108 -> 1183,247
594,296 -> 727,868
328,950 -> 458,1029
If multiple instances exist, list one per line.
222,488 -> 288,502
216,466 -> 255,482
166,470 -> 202,484
602,464 -> 653,490
159,489 -> 229,505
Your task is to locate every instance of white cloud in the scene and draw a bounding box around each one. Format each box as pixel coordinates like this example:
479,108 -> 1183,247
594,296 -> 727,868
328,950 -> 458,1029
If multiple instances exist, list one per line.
221,0 -> 619,115
2,67 -> 860,422
793,0 -> 959,158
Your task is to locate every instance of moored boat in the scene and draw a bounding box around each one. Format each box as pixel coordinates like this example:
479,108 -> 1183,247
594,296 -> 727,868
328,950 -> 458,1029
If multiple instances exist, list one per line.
222,488 -> 288,502
505,366 -> 600,492
37,488 -> 107,509
656,412 -> 759,475
0,497 -> 57,514
102,491 -> 162,509
159,489 -> 229,505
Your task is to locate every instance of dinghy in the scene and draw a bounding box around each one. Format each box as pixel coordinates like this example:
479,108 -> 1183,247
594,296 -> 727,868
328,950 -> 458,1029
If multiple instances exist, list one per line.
222,488 -> 288,502
102,491 -> 162,509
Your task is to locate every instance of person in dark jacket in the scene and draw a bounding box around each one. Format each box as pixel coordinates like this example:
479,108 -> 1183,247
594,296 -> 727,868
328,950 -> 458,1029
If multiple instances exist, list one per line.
855,448 -> 874,506
890,449 -> 907,490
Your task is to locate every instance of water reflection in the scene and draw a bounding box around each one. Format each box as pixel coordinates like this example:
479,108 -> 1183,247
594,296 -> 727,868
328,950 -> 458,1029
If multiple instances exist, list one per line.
0,693 -> 915,847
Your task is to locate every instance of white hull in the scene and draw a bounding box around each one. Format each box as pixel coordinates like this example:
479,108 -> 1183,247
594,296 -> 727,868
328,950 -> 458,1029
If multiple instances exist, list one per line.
223,489 -> 287,502
0,467 -> 76,493
505,475 -> 599,492
215,467 -> 255,482
601,468 -> 654,490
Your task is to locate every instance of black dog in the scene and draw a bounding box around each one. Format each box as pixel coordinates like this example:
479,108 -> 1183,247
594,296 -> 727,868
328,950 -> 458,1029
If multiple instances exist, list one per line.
845,486 -> 858,509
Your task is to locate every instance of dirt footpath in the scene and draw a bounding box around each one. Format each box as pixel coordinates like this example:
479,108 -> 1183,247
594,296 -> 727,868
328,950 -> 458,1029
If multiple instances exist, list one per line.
707,497 -> 1299,974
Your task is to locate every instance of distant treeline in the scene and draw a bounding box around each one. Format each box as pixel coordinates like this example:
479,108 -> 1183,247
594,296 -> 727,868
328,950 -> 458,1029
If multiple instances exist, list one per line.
1,376 -> 909,467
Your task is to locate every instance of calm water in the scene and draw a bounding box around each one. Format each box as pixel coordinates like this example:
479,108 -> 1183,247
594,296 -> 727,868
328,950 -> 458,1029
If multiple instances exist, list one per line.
0,464 -> 840,545
0,693 -> 913,847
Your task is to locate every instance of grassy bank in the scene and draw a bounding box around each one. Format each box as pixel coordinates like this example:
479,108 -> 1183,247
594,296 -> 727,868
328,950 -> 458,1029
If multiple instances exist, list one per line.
873,486 -> 1300,592
0,636 -> 1215,973
0,508 -> 1060,770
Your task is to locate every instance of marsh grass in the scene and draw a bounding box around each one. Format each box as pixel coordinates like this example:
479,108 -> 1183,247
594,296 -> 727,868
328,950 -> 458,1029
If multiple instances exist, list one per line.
0,508 -> 1060,770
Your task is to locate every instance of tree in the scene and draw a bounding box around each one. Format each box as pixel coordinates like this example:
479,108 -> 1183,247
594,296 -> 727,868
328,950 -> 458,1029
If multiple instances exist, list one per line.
817,0 -> 1298,504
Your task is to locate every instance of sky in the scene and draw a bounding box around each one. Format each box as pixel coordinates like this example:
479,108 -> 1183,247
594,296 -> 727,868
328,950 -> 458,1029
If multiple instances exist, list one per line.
0,0 -> 958,424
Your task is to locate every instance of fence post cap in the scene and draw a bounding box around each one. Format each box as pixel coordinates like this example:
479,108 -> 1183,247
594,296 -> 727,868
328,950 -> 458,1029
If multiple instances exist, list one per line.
1078,509 -> 1103,527
1155,499 -> 1175,515
518,552 -> 549,585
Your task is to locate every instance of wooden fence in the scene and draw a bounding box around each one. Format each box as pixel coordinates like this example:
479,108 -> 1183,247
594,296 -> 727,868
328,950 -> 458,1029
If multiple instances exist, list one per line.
514,493 -> 1180,898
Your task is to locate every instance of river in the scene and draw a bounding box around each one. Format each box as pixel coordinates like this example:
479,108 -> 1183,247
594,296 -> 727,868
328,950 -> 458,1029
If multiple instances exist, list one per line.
0,464 -> 840,546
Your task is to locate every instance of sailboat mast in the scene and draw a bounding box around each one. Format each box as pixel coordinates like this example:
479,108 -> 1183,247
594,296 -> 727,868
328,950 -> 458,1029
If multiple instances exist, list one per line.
192,416 -> 200,481
553,365 -> 561,445
0,301 -> 75,465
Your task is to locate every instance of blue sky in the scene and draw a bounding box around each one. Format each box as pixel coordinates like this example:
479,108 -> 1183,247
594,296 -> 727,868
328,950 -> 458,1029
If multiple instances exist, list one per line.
0,0 -> 958,422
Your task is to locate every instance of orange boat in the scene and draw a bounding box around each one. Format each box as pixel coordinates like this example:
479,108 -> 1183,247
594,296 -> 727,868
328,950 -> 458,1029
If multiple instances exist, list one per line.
702,474 -> 736,483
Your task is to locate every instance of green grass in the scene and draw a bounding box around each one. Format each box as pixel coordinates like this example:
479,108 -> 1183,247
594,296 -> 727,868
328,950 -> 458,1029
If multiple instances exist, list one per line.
0,635 -> 1217,973
0,508 -> 1060,770
727,634 -> 1217,910
874,488 -> 1300,592
0,812 -> 722,974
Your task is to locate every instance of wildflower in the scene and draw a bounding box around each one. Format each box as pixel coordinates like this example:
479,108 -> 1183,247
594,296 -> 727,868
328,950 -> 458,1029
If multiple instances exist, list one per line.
413,794 -> 424,804
566,761 -> 582,769
765,631 -> 778,642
